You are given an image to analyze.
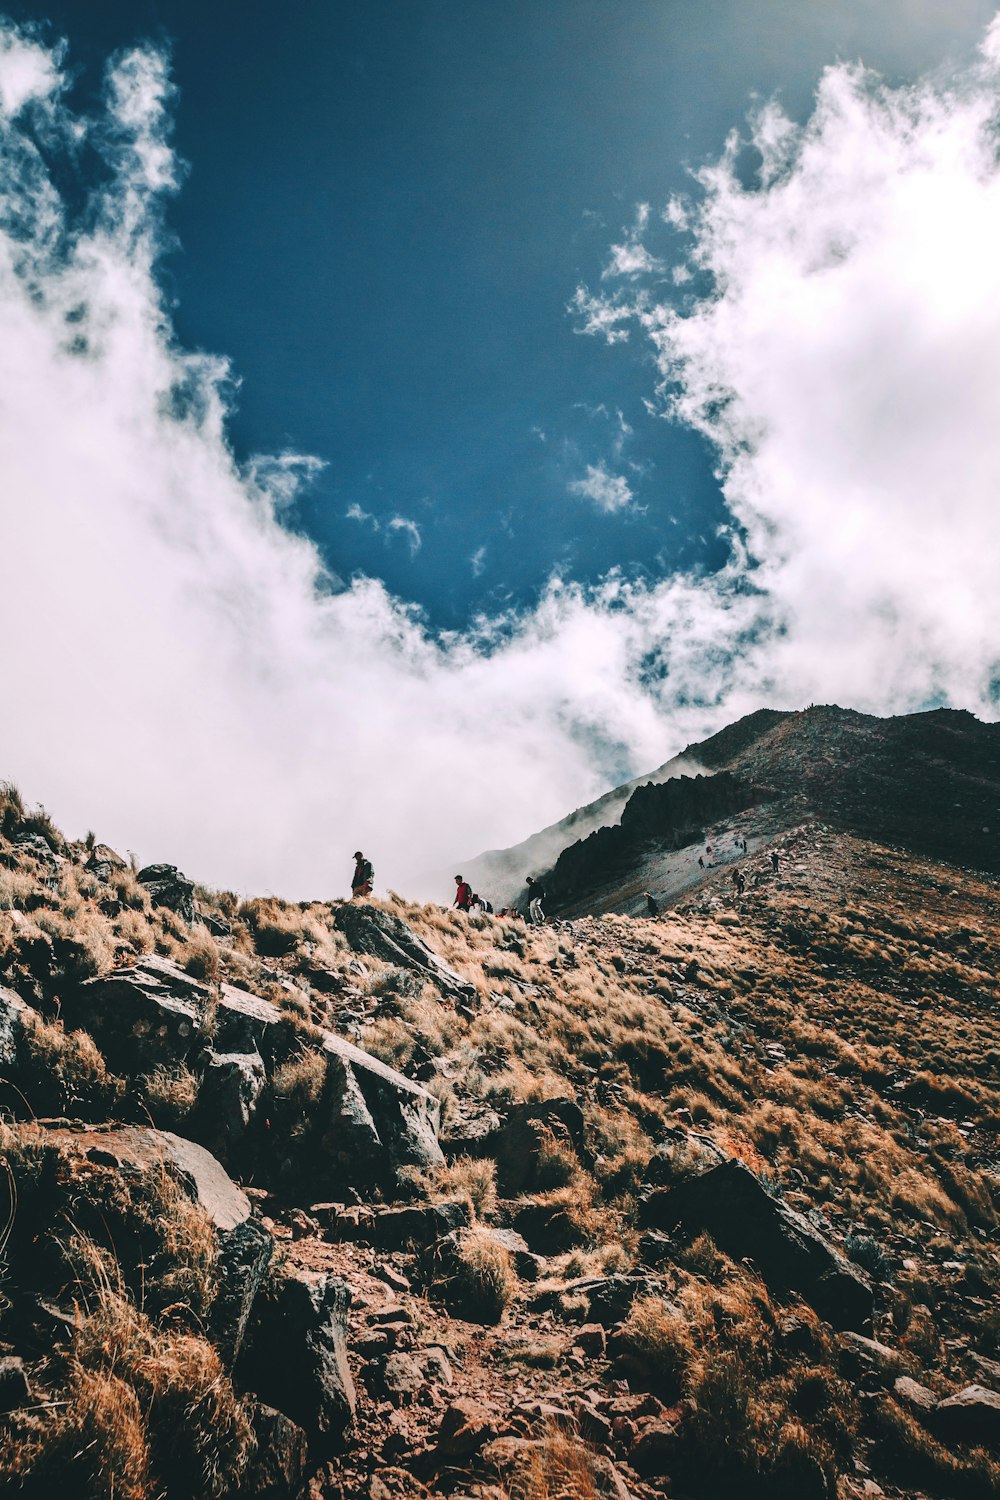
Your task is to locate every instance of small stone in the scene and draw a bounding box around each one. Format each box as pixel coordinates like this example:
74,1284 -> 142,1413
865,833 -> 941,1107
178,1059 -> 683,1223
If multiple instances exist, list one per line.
575,1323 -> 607,1357
436,1397 -> 497,1458
420,1346 -> 453,1386
380,1352 -> 425,1405
629,1417 -> 682,1477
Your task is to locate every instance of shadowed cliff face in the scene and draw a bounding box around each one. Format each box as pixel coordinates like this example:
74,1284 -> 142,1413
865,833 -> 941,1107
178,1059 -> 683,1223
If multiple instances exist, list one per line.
548,773 -> 753,906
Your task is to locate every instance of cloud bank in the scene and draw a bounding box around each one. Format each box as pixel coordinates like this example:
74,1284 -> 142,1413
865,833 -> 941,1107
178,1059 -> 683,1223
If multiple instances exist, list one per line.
0,21 -> 997,897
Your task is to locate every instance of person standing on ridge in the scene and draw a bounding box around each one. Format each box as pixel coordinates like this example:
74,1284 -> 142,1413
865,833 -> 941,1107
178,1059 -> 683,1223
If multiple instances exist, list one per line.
644,890 -> 660,918
771,850 -> 781,874
351,850 -> 373,900
453,875 -> 472,912
526,875 -> 545,925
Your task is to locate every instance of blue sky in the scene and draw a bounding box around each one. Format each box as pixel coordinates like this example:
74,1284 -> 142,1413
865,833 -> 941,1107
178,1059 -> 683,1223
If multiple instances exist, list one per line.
6,0 -> 995,628
2,3 -> 998,894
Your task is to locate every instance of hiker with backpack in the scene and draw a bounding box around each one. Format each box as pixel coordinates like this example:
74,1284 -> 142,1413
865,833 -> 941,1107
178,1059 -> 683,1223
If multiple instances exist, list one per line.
526,875 -> 545,925
351,850 -> 374,899
453,875 -> 472,912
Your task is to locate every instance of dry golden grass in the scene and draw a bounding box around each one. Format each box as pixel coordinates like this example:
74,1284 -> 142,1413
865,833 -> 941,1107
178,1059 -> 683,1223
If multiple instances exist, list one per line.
142,1064 -> 200,1129
507,1424 -> 604,1500
19,1010 -> 125,1117
442,1226 -> 518,1324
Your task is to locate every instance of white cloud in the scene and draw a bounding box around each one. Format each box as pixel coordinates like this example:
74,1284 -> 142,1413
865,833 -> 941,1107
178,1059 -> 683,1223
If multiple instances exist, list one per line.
386,515 -> 422,556
568,462 -> 635,513
0,20 -> 997,903
470,545 -> 486,577
346,501 -> 379,528
603,202 -> 664,280
0,27 -> 60,116
577,31 -> 1000,724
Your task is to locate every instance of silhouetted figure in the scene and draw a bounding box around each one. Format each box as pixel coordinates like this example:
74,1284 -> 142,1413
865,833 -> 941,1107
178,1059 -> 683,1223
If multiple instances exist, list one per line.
351,851 -> 373,900
644,890 -> 659,918
770,850 -> 781,874
698,856 -> 705,869
526,875 -> 546,925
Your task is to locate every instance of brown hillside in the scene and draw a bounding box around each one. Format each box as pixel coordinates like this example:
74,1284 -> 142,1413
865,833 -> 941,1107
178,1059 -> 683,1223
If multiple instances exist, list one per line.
0,771 -> 998,1500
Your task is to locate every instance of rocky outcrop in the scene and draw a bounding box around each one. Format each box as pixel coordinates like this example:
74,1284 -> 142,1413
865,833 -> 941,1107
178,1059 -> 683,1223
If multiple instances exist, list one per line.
66,954 -> 213,1072
640,1159 -> 873,1330
334,903 -> 476,1002
137,863 -> 197,922
198,1048 -> 267,1155
240,1271 -> 356,1453
215,983 -> 300,1066
240,1403 -> 309,1500
84,843 -> 127,881
371,1199 -> 470,1251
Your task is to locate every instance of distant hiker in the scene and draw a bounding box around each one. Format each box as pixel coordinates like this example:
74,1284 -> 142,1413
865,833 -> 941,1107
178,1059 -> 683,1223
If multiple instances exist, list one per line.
470,892 -> 483,912
770,850 -> 780,873
742,838 -> 748,852
351,850 -> 373,900
698,855 -> 705,869
644,890 -> 660,918
526,875 -> 545,925
735,870 -> 746,895
730,869 -> 740,888
481,897 -> 494,914
454,875 -> 472,912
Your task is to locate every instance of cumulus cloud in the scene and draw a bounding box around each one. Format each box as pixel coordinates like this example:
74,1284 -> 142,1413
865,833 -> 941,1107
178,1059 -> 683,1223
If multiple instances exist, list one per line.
0,20 -> 997,901
568,462 -> 635,513
577,32 -> 1000,723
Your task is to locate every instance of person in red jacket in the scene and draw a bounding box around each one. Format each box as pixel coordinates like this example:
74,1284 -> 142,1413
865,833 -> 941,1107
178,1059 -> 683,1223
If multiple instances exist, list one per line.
453,875 -> 472,912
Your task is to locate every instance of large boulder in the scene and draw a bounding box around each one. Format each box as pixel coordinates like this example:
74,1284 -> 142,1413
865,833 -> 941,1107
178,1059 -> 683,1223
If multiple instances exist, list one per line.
33,1121 -> 252,1231
66,954 -> 213,1072
334,903 -> 476,1003
640,1159 -> 873,1331
320,1030 -> 444,1180
22,1122 -> 270,1359
137,863 -> 196,922
215,984 -> 300,1067
934,1384 -> 1000,1447
84,844 -> 128,881
198,1048 -> 267,1157
240,1271 -> 356,1453
371,1199 -> 470,1252
491,1097 -> 586,1195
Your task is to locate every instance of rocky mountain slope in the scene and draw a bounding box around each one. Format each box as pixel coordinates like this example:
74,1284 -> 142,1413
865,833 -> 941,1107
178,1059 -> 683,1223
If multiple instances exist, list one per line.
502,706 -> 1000,918
0,748 -> 998,1500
